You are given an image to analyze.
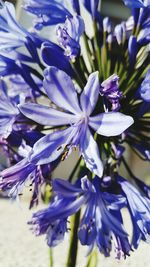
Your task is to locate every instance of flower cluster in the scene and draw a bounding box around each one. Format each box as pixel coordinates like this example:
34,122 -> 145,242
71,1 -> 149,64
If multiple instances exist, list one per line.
0,0 -> 149,264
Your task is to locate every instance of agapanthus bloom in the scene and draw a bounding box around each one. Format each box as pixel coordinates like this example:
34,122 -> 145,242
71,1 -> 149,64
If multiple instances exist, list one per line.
100,74 -> 123,111
29,176 -> 131,258
0,1 -> 42,55
19,67 -> 133,177
23,0 -> 71,30
139,68 -> 150,102
123,0 -> 150,8
0,0 -> 149,264
117,176 -> 150,249
0,83 -> 19,138
56,15 -> 85,59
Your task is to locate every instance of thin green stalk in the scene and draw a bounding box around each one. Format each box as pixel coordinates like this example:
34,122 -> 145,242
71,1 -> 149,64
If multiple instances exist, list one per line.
44,186 -> 53,267
93,21 -> 102,74
71,62 -> 85,88
83,33 -> 95,71
85,250 -> 98,267
66,211 -> 81,267
49,249 -> 53,267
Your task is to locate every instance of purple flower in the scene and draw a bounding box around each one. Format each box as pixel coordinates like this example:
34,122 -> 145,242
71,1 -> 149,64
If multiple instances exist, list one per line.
103,17 -> 112,33
56,15 -> 85,60
123,0 -> 149,8
23,0 -> 71,30
0,53 -> 20,76
0,158 -> 37,198
19,67 -> 133,177
114,22 -> 126,45
117,176 -> 150,249
41,42 -> 74,76
100,74 -> 123,111
71,0 -> 80,14
29,176 -> 130,257
8,74 -> 43,103
82,0 -> 100,19
139,69 -> 150,102
0,1 -> 43,61
0,149 -> 46,208
0,89 -> 19,138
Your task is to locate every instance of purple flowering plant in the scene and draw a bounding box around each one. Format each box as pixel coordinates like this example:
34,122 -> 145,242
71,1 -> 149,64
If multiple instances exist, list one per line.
0,0 -> 149,265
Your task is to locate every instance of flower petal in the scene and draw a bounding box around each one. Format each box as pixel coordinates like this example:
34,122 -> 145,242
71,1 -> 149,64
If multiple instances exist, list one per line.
19,103 -> 78,126
29,127 -> 73,165
80,127 -> 103,177
52,178 -> 82,197
43,66 -> 81,114
89,112 -> 134,137
80,71 -> 99,115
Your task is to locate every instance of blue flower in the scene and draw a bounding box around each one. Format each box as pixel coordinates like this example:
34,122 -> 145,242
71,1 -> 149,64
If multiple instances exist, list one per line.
114,23 -> 126,45
82,0 -> 100,19
19,67 -> 133,177
100,74 -> 123,111
0,1 -> 43,61
29,176 -> 130,257
56,15 -> 85,60
71,0 -> 80,14
41,42 -> 74,76
123,0 -> 149,8
0,150 -> 45,208
117,176 -> 150,249
0,53 -> 20,76
0,139 -> 59,208
128,35 -> 138,66
23,0 -> 71,30
0,158 -> 35,197
0,86 -> 19,138
139,69 -> 150,102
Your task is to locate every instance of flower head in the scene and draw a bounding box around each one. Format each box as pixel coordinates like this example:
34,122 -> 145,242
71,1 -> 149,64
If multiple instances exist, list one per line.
100,74 -> 123,111
29,176 -> 130,258
139,69 -> 150,102
23,0 -> 71,30
56,15 -> 85,60
19,67 -> 133,177
0,85 -> 19,138
117,176 -> 150,249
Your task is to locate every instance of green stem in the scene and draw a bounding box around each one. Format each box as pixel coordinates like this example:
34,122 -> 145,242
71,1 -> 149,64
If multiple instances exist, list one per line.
66,211 -> 81,267
49,249 -> 53,267
93,21 -> 102,74
85,250 -> 98,267
83,33 -> 95,71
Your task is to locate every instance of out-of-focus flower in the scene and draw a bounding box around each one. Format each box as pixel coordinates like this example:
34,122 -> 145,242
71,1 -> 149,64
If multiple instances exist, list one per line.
0,83 -> 19,138
123,0 -> 150,8
139,69 -> 150,102
82,0 -> 100,19
23,0 -> 71,30
117,176 -> 150,249
0,1 -> 42,59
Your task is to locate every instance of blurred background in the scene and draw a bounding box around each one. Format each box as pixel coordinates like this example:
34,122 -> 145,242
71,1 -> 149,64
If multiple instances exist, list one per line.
0,1 -> 150,267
